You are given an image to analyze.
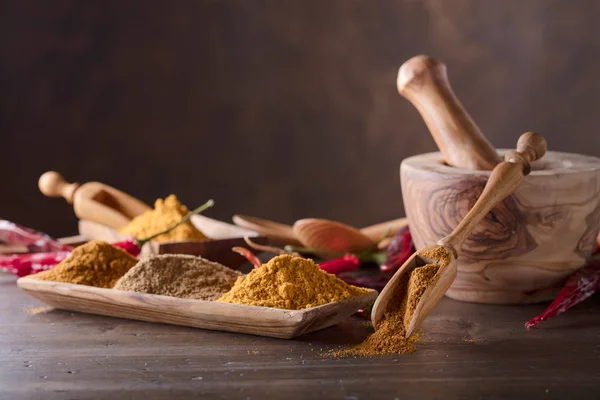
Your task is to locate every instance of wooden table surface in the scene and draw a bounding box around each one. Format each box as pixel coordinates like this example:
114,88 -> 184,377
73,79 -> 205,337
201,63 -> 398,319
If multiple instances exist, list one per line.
1,273 -> 599,400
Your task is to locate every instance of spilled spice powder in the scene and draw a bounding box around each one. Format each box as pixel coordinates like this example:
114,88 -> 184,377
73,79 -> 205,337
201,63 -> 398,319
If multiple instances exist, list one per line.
217,254 -> 370,310
32,241 -> 137,288
333,262 -> 441,356
23,306 -> 52,315
119,195 -> 207,242
114,254 -> 241,301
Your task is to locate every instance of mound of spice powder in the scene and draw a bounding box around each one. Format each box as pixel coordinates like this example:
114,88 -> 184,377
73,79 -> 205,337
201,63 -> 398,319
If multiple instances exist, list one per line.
217,254 -> 371,310
32,240 -> 137,288
334,248 -> 448,356
119,195 -> 207,242
114,254 -> 241,301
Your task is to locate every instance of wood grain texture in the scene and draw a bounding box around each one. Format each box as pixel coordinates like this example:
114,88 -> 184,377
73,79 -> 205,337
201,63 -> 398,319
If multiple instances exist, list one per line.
437,132 -> 546,256
397,55 -> 501,170
16,277 -> 377,339
2,274 -> 600,399
401,150 -> 600,304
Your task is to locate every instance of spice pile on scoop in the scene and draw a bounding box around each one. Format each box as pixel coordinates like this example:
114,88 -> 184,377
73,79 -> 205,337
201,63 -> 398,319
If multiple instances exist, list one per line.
119,195 -> 207,242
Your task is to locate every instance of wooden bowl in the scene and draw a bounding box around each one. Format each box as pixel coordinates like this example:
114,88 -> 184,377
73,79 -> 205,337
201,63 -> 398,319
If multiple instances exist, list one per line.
401,150 -> 600,304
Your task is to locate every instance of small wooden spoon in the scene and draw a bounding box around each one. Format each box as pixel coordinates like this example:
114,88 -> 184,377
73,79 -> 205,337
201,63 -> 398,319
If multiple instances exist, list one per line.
293,218 -> 376,254
371,132 -> 547,336
398,55 -> 501,170
39,171 -> 151,229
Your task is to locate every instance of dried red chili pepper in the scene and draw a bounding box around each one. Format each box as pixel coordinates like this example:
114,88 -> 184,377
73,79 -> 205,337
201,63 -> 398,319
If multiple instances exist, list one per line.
0,251 -> 70,277
525,259 -> 600,328
0,219 -> 72,252
319,254 -> 361,274
232,246 -> 263,268
0,240 -> 145,278
111,239 -> 141,257
380,225 -> 415,272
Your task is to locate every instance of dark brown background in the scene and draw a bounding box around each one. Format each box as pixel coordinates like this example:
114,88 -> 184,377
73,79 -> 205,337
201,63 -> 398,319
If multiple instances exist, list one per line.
2,0 -> 600,237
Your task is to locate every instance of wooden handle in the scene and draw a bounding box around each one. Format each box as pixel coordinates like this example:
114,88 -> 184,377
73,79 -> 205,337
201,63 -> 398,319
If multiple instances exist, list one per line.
38,171 -> 80,204
360,217 -> 408,241
232,215 -> 301,246
437,132 -> 547,255
398,55 -> 501,170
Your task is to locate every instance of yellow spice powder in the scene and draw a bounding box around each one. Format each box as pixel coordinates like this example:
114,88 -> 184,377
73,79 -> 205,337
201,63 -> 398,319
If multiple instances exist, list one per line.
119,194 -> 207,242
32,240 -> 138,288
217,254 -> 371,310
419,246 -> 452,266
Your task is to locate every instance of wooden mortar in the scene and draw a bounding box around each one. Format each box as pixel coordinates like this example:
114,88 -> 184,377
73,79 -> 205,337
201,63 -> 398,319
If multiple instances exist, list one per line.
401,150 -> 600,304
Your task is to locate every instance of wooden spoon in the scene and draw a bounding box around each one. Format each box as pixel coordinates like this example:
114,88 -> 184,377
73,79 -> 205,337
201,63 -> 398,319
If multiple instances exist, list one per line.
371,132 -> 547,336
398,55 -> 501,170
38,171 -> 151,229
233,215 -> 408,250
293,218 -> 376,255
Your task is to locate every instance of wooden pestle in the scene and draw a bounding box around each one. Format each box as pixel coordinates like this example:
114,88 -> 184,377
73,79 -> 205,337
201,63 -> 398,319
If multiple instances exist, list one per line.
398,55 -> 501,170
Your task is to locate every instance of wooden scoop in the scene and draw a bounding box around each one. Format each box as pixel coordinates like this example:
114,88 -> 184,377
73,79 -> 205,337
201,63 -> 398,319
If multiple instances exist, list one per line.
371,132 -> 547,336
398,55 -> 501,170
38,171 -> 151,229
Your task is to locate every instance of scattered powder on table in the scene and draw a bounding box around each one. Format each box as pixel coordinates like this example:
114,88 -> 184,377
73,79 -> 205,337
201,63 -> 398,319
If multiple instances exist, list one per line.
23,306 -> 52,315
217,254 -> 371,310
332,261 -> 442,357
32,241 -> 137,288
114,254 -> 241,301
119,194 -> 207,242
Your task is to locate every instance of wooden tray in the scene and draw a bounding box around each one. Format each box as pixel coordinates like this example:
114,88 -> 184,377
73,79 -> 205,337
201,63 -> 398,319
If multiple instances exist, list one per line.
17,277 -> 378,339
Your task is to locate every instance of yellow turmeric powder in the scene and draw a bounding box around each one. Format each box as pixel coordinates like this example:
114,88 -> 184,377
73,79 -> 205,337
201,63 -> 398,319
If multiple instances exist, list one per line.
217,254 -> 370,310
32,241 -> 138,288
119,195 -> 207,242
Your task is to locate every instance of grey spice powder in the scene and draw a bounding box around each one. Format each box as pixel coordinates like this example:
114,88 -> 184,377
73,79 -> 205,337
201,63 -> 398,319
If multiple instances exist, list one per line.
114,254 -> 242,301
